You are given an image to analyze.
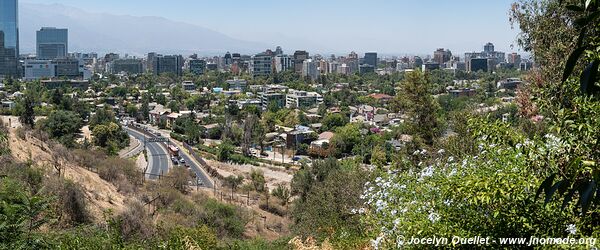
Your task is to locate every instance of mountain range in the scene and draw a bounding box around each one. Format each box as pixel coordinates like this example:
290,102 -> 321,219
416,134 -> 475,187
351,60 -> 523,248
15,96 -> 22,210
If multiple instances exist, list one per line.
19,2 -> 268,56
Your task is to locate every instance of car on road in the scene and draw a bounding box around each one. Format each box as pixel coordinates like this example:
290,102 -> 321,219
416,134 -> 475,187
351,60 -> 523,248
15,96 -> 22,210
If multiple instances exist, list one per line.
171,156 -> 179,165
179,157 -> 186,164
155,132 -> 162,137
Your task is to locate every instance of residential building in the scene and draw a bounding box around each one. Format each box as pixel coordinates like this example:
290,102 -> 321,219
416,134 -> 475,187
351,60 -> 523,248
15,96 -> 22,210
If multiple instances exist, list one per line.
433,48 -> 452,65
226,78 -> 247,90
274,54 -> 293,73
302,59 -> 318,81
0,0 -> 19,78
261,92 -> 286,110
293,50 -> 309,73
497,78 -> 523,90
286,89 -> 323,109
36,27 -> 68,59
41,80 -> 89,90
250,52 -> 272,78
146,52 -> 157,73
182,81 -> 196,91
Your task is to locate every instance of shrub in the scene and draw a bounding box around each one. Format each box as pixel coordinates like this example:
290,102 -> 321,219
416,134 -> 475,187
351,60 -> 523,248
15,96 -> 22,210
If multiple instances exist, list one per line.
117,200 -> 155,241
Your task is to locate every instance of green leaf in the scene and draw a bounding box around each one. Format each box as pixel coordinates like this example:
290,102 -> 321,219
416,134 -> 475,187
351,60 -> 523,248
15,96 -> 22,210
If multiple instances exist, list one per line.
579,60 -> 599,95
536,173 -> 556,201
579,180 -> 596,214
574,11 -> 600,27
545,180 -> 569,204
585,0 -> 593,9
562,183 -> 579,210
566,4 -> 585,11
562,47 -> 588,82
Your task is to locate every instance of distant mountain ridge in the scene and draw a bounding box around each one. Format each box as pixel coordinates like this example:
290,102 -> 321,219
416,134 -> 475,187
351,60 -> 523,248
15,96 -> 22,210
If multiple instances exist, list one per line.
19,2 -> 268,55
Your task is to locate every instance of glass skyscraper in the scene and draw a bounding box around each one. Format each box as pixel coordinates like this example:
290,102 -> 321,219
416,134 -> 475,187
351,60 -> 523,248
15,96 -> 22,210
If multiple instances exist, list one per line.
37,27 -> 68,59
0,0 -> 19,77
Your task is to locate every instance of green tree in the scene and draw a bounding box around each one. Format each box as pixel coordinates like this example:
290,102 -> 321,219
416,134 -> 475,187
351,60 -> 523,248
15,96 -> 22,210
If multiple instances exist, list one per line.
397,70 -> 442,145
38,110 -> 83,147
250,168 -> 266,192
18,94 -> 36,128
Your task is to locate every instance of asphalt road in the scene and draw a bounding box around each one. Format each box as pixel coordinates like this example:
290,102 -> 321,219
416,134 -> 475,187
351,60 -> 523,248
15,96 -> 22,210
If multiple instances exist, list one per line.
125,127 -> 213,188
125,127 -> 170,180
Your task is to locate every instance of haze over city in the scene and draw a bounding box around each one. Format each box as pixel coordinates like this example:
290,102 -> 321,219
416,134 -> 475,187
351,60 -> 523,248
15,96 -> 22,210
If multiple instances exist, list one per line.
19,0 -> 521,55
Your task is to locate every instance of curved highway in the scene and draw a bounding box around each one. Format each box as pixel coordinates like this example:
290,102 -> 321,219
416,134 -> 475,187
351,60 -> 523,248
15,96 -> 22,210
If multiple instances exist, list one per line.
125,127 -> 170,180
125,126 -> 213,188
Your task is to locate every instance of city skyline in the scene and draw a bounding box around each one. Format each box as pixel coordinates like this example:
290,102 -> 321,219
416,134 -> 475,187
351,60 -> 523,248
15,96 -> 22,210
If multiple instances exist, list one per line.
18,0 -> 522,55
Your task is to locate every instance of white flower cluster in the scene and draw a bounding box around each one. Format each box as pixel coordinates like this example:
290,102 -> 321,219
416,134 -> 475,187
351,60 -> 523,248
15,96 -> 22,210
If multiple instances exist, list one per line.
361,134 -> 571,248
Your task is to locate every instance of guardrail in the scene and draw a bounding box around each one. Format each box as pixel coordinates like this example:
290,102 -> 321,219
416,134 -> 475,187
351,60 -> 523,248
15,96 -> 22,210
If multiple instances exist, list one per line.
183,142 -> 225,180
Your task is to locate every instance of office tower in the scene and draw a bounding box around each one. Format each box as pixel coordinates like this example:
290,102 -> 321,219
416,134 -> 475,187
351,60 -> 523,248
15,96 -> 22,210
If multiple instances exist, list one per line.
108,59 -> 144,75
153,55 -> 183,76
250,52 -> 272,78
301,59 -> 318,80
293,50 -> 309,73
275,46 -> 283,56
53,58 -> 83,78
468,58 -> 489,72
0,0 -> 19,77
36,27 -> 68,59
484,42 -> 495,53
433,48 -> 452,65
146,52 -> 157,73
224,52 -> 232,66
188,59 -> 206,75
364,52 -> 378,68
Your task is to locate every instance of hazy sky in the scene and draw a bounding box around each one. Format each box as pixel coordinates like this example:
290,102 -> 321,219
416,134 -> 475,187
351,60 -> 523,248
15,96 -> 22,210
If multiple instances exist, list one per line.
21,0 -> 522,55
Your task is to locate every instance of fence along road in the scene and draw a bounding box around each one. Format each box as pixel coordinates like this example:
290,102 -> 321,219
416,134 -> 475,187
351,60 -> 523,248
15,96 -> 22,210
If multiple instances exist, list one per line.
125,126 -> 214,188
125,127 -> 170,180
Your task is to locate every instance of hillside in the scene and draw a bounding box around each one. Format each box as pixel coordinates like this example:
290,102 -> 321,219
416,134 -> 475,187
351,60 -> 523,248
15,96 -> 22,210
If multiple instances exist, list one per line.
8,125 -> 126,222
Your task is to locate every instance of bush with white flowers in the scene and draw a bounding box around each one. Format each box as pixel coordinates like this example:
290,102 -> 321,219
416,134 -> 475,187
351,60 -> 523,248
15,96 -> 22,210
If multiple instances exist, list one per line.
360,118 -> 594,249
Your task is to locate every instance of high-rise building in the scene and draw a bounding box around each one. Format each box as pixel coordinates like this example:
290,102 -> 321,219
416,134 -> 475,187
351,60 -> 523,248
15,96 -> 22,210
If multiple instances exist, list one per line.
0,0 -> 19,78
433,48 -> 452,65
484,42 -> 495,53
275,46 -> 283,56
107,59 -> 143,75
36,27 -> 68,59
302,59 -> 318,81
468,58 -> 489,72
363,52 -> 378,68
465,43 -> 506,72
153,55 -> 183,76
224,52 -> 232,66
250,52 -> 272,78
250,53 -> 273,77
146,52 -> 157,73
188,59 -> 206,75
274,55 -> 293,73
293,50 -> 309,73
